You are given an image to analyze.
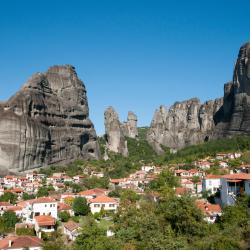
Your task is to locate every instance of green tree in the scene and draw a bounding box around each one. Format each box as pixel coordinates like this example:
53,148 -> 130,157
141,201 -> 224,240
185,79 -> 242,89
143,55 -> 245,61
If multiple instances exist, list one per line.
0,192 -> 17,204
59,211 -> 70,222
73,197 -> 89,216
16,227 -> 35,236
2,211 -> 19,230
22,193 -> 35,201
37,187 -> 49,197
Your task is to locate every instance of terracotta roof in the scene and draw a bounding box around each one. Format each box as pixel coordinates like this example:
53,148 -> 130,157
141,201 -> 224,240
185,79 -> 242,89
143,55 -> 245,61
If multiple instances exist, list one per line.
7,206 -> 22,211
90,195 -> 117,204
35,215 -> 56,226
58,202 -> 71,211
196,200 -> 221,215
175,187 -> 190,195
63,221 -> 80,232
0,202 -> 11,206
222,173 -> 250,180
79,188 -> 108,196
0,236 -> 42,249
205,174 -> 222,179
29,197 -> 56,204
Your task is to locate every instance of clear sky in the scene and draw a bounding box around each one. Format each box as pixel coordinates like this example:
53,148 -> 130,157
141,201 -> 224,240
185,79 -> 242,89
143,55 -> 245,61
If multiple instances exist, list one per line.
0,0 -> 250,135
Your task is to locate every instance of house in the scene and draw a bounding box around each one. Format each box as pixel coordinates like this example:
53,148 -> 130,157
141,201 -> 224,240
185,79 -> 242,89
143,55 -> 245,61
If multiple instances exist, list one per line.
141,165 -> 155,172
7,206 -> 23,217
34,215 -> 56,235
63,221 -> 80,241
175,187 -> 190,197
238,164 -> 250,174
196,200 -> 222,223
195,161 -> 212,169
0,236 -> 42,250
202,175 -> 222,194
78,188 -> 109,199
57,202 -> 74,216
20,197 -> 57,223
89,196 -> 119,214
221,173 -> 250,205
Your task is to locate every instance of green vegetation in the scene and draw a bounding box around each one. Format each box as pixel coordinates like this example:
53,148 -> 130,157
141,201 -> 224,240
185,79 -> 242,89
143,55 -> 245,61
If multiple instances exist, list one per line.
0,192 -> 17,204
73,197 -> 90,216
16,227 -> 36,236
0,211 -> 19,233
58,211 -> 70,222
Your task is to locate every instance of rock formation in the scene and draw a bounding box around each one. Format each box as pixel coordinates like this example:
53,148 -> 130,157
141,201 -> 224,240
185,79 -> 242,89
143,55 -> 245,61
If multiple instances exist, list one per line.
215,42 -> 250,136
121,111 -> 138,139
147,98 -> 223,154
0,65 -> 100,173
104,107 -> 128,157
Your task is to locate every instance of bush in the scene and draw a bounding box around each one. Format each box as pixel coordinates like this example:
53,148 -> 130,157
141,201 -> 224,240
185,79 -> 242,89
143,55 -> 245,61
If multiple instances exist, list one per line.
72,197 -> 90,216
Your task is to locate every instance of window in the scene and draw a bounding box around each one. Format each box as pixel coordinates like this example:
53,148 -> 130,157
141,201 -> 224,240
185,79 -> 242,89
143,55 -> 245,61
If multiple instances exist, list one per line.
50,204 -> 52,207
209,181 -> 212,186
94,204 -> 100,208
45,204 -> 47,207
109,204 -> 115,207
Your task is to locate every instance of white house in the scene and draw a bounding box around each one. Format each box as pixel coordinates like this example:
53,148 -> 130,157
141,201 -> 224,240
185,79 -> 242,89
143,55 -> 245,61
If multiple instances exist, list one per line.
63,221 -> 80,241
221,173 -> 250,205
0,236 -> 42,250
20,197 -> 57,223
202,175 -> 222,194
34,215 -> 56,235
89,196 -> 119,214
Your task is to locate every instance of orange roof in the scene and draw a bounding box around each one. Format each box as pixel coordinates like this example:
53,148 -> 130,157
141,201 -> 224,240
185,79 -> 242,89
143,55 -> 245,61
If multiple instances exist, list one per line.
0,202 -> 11,206
222,173 -> 250,180
63,221 -> 79,232
196,200 -> 221,214
205,174 -> 222,179
29,197 -> 56,204
7,206 -> 22,211
79,188 -> 108,196
110,178 -> 125,183
35,215 -> 56,226
90,195 -> 117,204
0,236 -> 42,249
58,202 -> 71,211
175,187 -> 190,195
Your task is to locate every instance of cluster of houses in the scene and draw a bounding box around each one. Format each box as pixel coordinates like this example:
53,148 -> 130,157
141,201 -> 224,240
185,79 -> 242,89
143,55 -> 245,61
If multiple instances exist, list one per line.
0,165 -> 161,249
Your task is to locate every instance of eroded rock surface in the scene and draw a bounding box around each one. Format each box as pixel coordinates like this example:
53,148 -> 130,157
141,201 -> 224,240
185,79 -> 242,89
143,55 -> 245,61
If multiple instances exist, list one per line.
147,98 -> 223,154
121,111 -> 138,139
104,107 -> 128,157
0,65 -> 100,172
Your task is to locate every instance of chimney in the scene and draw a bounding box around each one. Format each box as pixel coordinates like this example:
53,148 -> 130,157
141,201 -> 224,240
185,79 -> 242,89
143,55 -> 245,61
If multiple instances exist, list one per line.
8,240 -> 12,247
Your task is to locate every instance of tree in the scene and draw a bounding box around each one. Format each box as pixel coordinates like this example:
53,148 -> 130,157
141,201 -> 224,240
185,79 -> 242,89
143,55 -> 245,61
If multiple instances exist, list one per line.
22,193 -> 35,201
16,227 -> 35,236
2,211 -> 19,230
73,197 -> 89,216
37,187 -> 49,197
43,238 -> 68,250
0,192 -> 17,204
59,211 -> 70,222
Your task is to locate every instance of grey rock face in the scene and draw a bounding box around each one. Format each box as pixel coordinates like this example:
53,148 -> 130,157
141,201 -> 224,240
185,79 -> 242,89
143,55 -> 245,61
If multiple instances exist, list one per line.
0,65 -> 100,173
104,107 -> 128,157
215,42 -> 250,135
147,98 -> 223,154
121,111 -> 138,139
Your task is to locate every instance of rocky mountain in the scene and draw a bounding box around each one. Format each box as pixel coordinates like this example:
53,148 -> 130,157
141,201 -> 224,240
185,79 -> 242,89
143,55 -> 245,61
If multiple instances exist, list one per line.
147,98 -> 223,154
0,65 -> 100,173
104,107 -> 128,157
147,42 -> 250,154
121,111 -> 138,139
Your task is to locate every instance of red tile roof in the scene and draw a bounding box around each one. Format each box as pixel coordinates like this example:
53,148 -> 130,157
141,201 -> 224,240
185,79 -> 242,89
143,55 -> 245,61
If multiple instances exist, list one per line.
35,215 -> 56,226
196,200 -> 221,215
205,174 -> 222,179
222,173 -> 250,180
63,221 -> 80,232
29,197 -> 56,204
90,195 -> 117,204
0,202 -> 11,207
58,202 -> 71,211
79,188 -> 108,196
175,187 -> 190,195
0,236 -> 42,249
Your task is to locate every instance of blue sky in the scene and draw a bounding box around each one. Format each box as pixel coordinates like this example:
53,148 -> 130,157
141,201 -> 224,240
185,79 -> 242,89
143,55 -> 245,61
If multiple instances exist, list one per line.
0,0 -> 250,135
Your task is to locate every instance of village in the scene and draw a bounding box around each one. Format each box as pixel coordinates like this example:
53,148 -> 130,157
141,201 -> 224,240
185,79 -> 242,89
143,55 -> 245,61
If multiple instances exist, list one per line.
0,151 -> 250,249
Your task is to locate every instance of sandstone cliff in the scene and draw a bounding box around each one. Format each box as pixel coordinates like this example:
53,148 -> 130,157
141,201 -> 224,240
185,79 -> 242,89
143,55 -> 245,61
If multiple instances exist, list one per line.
0,65 -> 100,173
104,107 -> 128,157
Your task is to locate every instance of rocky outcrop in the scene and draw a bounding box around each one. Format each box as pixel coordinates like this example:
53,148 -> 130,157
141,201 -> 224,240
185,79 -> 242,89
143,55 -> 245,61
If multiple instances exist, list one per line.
0,65 -> 100,173
215,42 -> 250,136
121,111 -> 138,139
104,107 -> 128,157
147,98 -> 223,154
147,42 -> 250,153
